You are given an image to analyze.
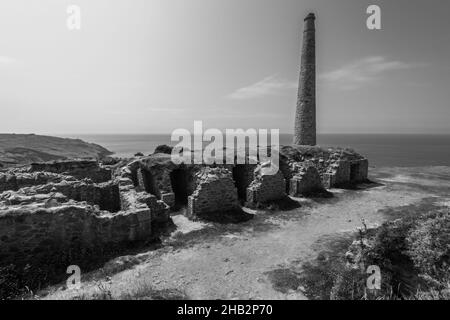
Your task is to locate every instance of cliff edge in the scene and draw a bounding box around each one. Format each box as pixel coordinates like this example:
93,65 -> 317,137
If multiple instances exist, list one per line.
0,134 -> 112,168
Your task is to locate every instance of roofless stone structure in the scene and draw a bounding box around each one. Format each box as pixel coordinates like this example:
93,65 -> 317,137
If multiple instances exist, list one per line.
294,13 -> 316,146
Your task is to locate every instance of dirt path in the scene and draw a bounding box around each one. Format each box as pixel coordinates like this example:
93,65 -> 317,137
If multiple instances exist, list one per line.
42,166 -> 450,300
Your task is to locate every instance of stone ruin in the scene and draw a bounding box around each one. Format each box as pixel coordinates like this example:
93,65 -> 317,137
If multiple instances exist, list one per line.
115,145 -> 369,215
246,163 -> 286,207
0,159 -> 171,278
186,167 -> 243,221
289,165 -> 324,197
0,13 -> 372,293
119,155 -> 247,220
0,144 -> 369,284
279,145 -> 369,189
29,159 -> 112,183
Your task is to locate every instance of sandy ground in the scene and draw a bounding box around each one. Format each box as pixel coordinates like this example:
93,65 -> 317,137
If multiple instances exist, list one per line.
41,166 -> 450,300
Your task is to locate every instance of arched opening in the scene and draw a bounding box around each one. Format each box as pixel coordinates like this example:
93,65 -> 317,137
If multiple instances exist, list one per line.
170,168 -> 189,206
232,165 -> 248,201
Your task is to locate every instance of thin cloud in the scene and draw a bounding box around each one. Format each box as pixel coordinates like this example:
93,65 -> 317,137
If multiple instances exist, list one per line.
227,75 -> 296,100
320,56 -> 418,90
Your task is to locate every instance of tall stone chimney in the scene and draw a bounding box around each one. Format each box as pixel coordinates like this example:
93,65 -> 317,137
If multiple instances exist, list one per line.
294,13 -> 316,146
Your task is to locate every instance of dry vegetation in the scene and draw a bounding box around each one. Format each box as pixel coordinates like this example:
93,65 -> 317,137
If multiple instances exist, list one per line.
298,208 -> 450,300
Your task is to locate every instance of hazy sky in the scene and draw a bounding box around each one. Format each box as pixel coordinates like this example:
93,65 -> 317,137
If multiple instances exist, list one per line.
1,0 -> 449,134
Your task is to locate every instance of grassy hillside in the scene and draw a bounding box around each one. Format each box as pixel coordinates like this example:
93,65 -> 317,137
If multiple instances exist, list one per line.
0,134 -> 112,167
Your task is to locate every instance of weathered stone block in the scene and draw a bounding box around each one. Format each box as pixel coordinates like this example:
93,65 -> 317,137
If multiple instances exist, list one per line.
246,164 -> 286,205
0,202 -> 155,270
289,165 -> 324,196
322,160 -> 351,188
350,159 -> 369,183
186,167 -> 240,219
30,160 -> 111,183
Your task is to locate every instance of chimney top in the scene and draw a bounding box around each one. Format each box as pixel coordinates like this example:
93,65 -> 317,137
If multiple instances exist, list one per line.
304,13 -> 316,21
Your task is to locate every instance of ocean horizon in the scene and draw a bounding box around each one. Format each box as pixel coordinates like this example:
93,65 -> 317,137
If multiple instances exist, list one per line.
60,133 -> 450,168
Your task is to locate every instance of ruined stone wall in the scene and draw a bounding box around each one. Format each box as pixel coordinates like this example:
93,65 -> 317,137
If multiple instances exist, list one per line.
138,193 -> 170,224
0,172 -> 71,193
125,156 -> 182,209
320,158 -> 368,188
350,159 -> 369,183
30,160 -> 112,183
246,166 -> 286,206
0,201 -> 153,270
322,160 -> 351,188
30,160 -> 98,173
14,180 -> 121,213
136,167 -> 161,198
155,170 -> 174,194
187,168 -> 240,219
289,165 -> 324,197
118,174 -> 170,228
131,155 -> 178,195
0,158 -> 175,283
280,145 -> 369,190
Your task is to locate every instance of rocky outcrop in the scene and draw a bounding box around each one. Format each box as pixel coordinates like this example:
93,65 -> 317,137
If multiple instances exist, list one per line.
153,145 -> 173,155
0,134 -> 112,168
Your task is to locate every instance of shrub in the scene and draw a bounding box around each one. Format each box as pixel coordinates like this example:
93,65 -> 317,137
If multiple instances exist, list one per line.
0,265 -> 24,300
153,145 -> 173,155
299,209 -> 450,300
407,210 -> 450,281
0,264 -> 44,300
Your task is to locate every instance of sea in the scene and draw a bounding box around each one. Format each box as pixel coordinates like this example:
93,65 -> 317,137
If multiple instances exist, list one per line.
62,134 -> 450,168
